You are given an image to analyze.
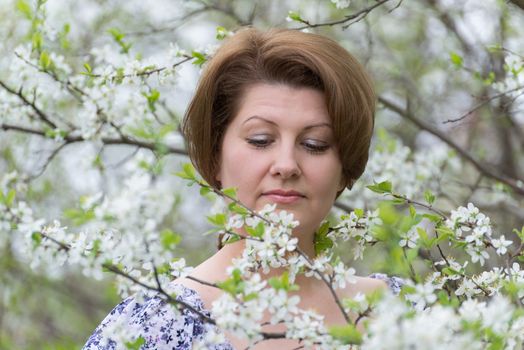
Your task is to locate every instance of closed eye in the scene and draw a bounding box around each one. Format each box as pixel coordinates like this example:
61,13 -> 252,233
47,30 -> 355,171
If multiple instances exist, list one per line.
302,140 -> 330,154
245,135 -> 273,149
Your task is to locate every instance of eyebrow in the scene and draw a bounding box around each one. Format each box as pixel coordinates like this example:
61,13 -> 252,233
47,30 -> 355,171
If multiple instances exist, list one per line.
242,115 -> 332,130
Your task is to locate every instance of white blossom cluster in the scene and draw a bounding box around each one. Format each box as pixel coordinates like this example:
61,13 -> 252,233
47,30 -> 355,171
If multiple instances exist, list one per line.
363,293 -> 524,349
1,164 -> 182,299
3,29 -> 184,145
445,202 -> 512,266
329,209 -> 382,260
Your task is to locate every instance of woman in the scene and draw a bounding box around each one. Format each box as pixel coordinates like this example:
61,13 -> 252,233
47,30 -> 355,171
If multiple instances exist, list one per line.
83,27 -> 403,350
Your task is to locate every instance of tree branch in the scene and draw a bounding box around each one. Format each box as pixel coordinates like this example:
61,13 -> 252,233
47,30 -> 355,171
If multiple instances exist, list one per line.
294,0 -> 391,30
378,96 -> 524,196
1,122 -> 188,156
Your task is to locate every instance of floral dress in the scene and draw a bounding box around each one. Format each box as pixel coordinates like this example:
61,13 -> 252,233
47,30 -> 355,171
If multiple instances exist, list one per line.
82,273 -> 404,350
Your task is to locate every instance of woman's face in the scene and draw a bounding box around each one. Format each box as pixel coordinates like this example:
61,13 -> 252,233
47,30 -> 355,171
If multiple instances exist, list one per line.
216,83 -> 344,236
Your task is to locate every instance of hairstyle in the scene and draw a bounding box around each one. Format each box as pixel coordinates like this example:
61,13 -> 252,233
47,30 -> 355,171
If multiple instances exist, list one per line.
182,27 -> 375,191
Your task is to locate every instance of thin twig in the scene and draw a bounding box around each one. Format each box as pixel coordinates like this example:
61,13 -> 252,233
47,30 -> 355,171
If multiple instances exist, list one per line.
186,275 -> 220,289
442,85 -> 524,124
29,142 -> 69,180
294,0 -> 391,30
0,80 -> 58,129
391,193 -> 447,219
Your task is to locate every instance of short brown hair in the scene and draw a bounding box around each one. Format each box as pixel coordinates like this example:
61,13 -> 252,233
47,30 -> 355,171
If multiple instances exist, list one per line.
182,27 -> 375,190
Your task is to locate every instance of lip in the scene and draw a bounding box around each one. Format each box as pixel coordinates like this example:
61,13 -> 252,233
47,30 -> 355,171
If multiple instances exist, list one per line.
261,189 -> 305,204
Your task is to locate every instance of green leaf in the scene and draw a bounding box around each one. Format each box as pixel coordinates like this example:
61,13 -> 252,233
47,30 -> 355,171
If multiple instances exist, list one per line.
422,213 -> 442,223
483,71 -> 495,85
113,67 -> 125,84
247,221 -> 264,238
31,232 -> 42,247
268,272 -> 298,291
39,50 -> 51,70
91,238 -> 101,257
222,187 -> 237,198
328,324 -> 362,345
287,11 -> 303,22
442,267 -> 460,276
366,181 -> 392,194
143,89 -> 160,112
228,202 -> 248,215
207,213 -> 226,227
450,52 -> 463,67
222,233 -> 241,245
16,0 -> 32,19
409,205 -> 416,218
216,26 -> 228,40
59,23 -> 71,49
435,226 -> 454,242
199,186 -> 211,196
354,208 -> 364,218
108,28 -> 132,54
160,229 -> 181,249
83,63 -> 92,74
125,336 -> 145,350
424,189 -> 435,205
191,51 -> 207,66
217,269 -> 245,295
5,189 -> 16,206
175,163 -> 197,181
63,208 -> 95,226
417,227 -> 432,248
513,227 -> 524,240
314,221 -> 333,255
388,197 -> 406,205
108,27 -> 125,41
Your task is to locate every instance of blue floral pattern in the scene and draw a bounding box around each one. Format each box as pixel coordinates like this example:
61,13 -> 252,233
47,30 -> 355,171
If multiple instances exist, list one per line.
83,275 -> 403,349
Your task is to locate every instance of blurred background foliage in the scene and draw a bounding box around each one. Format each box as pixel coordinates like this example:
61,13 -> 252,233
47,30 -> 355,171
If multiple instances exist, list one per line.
1,0 -> 524,348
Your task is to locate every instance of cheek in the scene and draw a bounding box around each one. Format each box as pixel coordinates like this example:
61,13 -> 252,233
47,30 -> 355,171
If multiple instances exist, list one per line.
219,144 -> 265,190
310,158 -> 343,195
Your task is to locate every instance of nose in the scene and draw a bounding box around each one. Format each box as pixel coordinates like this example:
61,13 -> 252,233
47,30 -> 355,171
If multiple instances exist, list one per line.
269,144 -> 301,179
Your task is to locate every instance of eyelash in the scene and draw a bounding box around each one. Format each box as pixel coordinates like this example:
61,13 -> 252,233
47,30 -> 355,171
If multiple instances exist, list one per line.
245,137 -> 330,154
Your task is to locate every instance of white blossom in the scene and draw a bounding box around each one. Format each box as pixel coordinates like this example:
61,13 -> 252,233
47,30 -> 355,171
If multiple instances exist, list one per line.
399,226 -> 419,248
331,0 -> 351,9
491,235 -> 512,255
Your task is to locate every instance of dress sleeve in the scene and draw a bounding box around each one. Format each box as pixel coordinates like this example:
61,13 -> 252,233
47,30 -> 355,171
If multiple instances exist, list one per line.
368,273 -> 406,296
82,286 -> 227,350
